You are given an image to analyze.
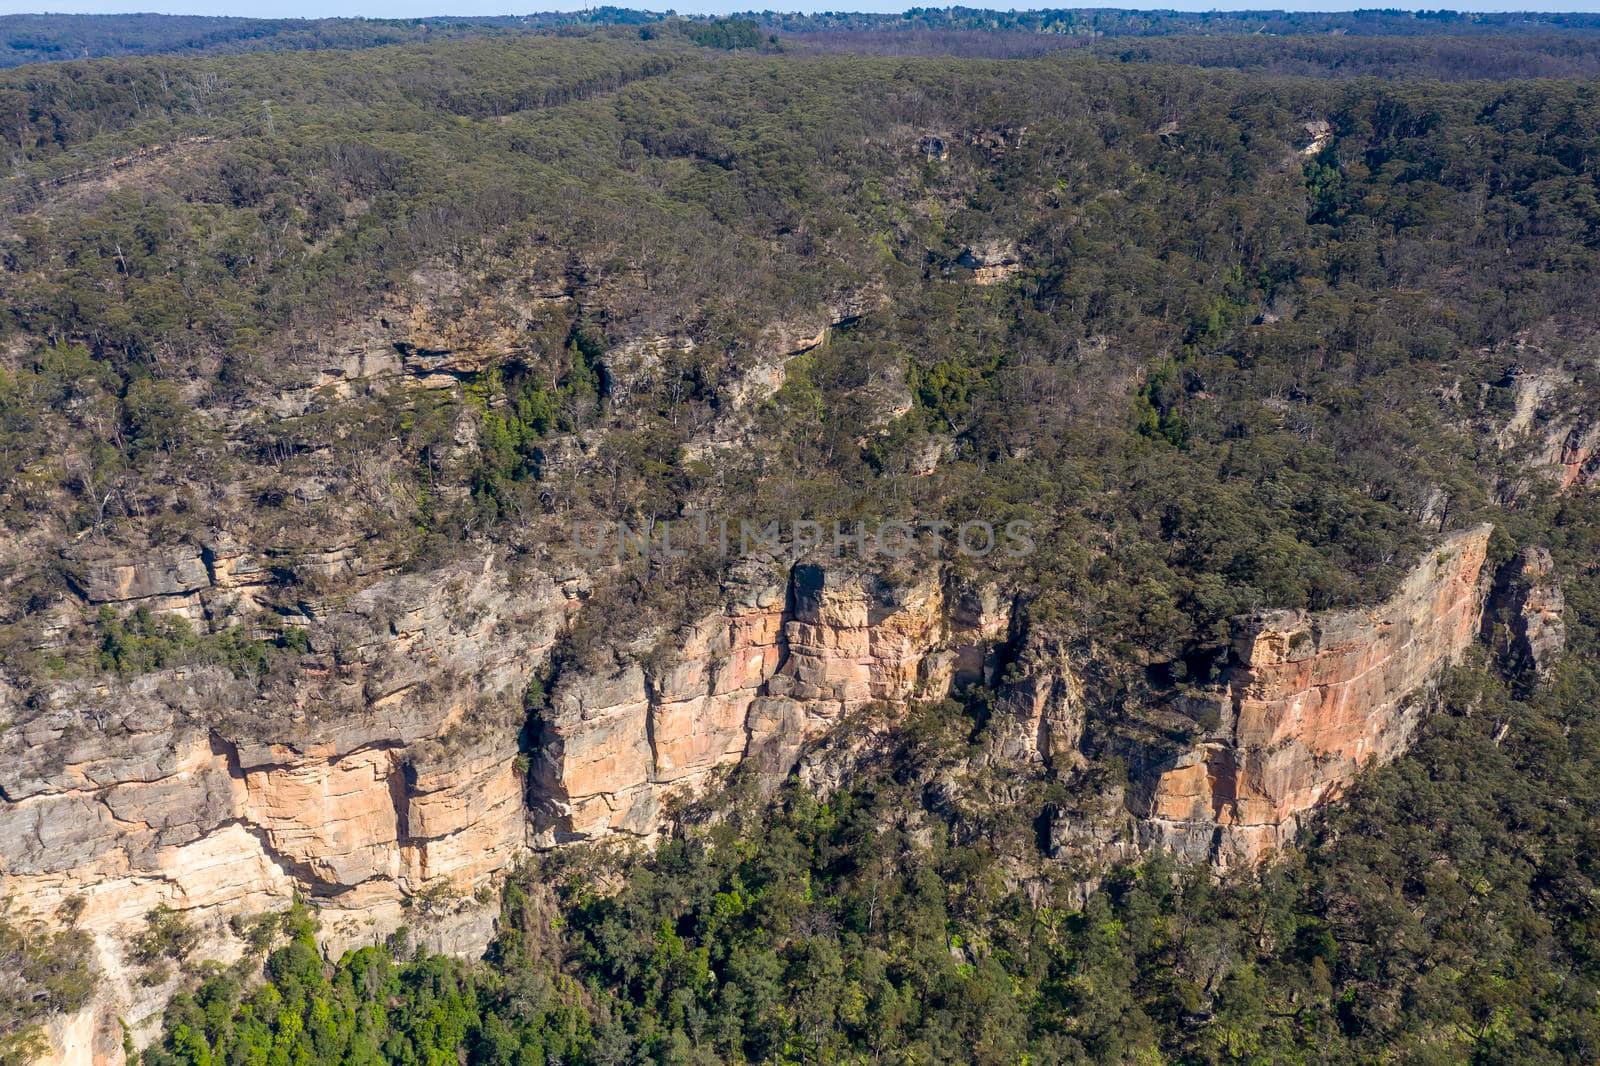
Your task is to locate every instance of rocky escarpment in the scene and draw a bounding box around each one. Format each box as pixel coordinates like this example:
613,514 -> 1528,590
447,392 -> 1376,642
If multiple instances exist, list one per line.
1485,546 -> 1567,680
1554,422 -> 1600,491
1490,355 -> 1600,497
955,239 -> 1021,285
1141,524 -> 1493,866
2,519 -> 1517,1062
0,263 -> 920,1063
529,562 -> 1012,843
2,554 -> 1019,1061
4,493 -> 1529,1066
1,554 -> 579,1058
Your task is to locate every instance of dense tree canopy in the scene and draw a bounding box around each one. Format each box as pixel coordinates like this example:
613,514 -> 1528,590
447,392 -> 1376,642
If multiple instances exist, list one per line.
145,491 -> 1600,1062
1,14 -> 1598,1064
6,34 -> 1597,676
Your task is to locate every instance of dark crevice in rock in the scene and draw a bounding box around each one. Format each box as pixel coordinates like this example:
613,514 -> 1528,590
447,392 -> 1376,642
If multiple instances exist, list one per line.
388,752 -> 412,848
1483,546 -> 1566,687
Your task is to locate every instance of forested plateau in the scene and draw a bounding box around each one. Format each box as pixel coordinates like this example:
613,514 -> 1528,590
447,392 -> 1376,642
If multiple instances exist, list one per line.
2,11 -> 1600,1065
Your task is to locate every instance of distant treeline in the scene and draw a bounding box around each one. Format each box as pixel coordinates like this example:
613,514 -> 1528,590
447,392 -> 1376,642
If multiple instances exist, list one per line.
751,6 -> 1600,38
785,26 -> 1600,78
0,10 -> 662,69
1084,31 -> 1600,80
11,8 -> 1600,70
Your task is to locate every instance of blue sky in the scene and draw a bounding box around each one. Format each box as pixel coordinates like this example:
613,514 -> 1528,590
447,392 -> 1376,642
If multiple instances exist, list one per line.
5,1 -> 1600,19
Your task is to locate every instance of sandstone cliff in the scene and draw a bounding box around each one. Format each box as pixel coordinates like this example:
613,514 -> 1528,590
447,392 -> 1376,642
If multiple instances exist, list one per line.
1,553 -> 577,1058
1,555 -> 1013,1060
529,562 -> 1010,843
1485,546 -> 1567,680
1,505 -> 1513,1066
1142,524 -> 1493,866
4,508 -> 1513,1065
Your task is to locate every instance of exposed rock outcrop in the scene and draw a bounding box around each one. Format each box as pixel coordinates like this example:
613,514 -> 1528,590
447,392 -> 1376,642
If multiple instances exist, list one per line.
4,552 -> 1019,1060
1142,524 -> 1493,866
530,561 -> 1012,843
4,520 -> 1506,1061
1489,358 -> 1600,496
1,553 -> 578,1053
1300,118 -> 1332,156
991,631 -> 1082,772
1485,546 -> 1566,680
724,295 -> 879,412
62,545 -> 211,609
681,292 -> 887,461
596,334 -> 696,407
956,239 -> 1020,285
1554,421 -> 1600,492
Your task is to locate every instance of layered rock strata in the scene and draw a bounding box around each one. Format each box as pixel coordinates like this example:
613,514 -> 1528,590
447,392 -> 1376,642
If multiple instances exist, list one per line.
529,563 -> 1011,842
5,525 -> 1505,1060
991,631 -> 1082,771
956,239 -> 1021,285
4,556 -> 1012,1061
1555,421 -> 1600,492
2,554 -> 577,1056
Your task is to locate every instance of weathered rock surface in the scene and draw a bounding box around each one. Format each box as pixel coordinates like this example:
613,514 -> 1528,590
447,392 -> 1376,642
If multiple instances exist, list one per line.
4,520 -> 1504,1062
1490,358 -> 1600,495
62,545 -> 211,607
530,561 -> 1012,843
956,239 -> 1020,285
681,291 -> 886,461
1485,546 -> 1567,679
991,630 -> 1082,771
1300,118 -> 1332,156
1555,420 -> 1600,492
1142,524 -> 1493,866
1,553 -> 578,1056
5,550 -> 1020,1062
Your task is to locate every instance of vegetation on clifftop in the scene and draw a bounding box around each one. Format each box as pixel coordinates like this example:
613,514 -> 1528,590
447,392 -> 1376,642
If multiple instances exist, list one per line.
7,27 -> 1599,682
2,11 -> 1599,1064
146,495 -> 1600,1062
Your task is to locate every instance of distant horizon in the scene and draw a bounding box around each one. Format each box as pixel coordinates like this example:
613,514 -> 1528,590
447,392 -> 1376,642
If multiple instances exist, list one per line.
7,2 -> 1600,20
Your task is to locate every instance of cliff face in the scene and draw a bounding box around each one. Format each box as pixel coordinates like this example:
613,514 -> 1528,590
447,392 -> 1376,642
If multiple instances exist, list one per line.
1143,524 -> 1493,865
1,554 -> 578,1057
990,631 -> 1083,771
1485,546 -> 1567,679
2,523 -> 1502,1061
530,563 -> 1009,843
1492,358 -> 1600,497
1554,421 -> 1600,492
1,557 -> 1013,1060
